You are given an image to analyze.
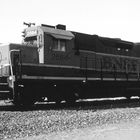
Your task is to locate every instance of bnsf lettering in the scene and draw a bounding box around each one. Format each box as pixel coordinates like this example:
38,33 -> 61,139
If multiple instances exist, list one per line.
101,56 -> 138,72
102,57 -> 112,70
130,60 -> 137,72
114,57 -> 122,71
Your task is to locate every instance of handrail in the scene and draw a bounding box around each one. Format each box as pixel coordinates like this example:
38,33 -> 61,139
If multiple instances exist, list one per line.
9,49 -> 21,76
8,49 -> 21,87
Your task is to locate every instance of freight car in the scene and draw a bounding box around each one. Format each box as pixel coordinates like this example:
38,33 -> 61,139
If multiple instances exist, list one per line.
0,23 -> 140,106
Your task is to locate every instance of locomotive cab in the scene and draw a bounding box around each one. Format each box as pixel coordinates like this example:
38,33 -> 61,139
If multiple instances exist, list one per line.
23,24 -> 75,65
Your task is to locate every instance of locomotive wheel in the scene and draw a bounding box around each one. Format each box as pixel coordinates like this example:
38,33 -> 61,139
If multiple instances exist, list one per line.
126,96 -> 131,100
65,96 -> 77,104
65,98 -> 76,106
12,83 -> 22,106
12,97 -> 22,106
13,83 -> 36,107
65,92 -> 79,105
20,97 -> 36,106
20,86 -> 36,106
55,98 -> 62,105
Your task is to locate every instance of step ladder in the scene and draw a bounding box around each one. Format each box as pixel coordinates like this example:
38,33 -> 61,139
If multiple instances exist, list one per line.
0,77 -> 12,100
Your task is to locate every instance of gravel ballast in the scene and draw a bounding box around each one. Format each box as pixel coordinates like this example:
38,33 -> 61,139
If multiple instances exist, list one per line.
0,102 -> 140,139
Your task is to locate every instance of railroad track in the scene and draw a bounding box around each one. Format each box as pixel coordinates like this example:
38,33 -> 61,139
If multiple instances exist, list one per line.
0,97 -> 140,111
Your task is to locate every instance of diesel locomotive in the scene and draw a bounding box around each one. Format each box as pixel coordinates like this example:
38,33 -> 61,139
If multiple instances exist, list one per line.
0,23 -> 140,106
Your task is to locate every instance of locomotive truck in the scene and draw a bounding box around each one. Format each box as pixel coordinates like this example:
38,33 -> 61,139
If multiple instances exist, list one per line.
0,23 -> 140,106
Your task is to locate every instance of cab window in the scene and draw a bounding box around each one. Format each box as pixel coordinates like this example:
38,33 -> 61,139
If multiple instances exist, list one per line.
53,39 -> 66,52
24,36 -> 37,46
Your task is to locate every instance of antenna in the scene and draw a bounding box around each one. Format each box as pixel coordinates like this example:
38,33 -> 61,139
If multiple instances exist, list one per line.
23,22 -> 35,27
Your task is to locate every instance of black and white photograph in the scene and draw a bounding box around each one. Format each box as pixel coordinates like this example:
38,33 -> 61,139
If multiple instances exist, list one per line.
0,0 -> 140,139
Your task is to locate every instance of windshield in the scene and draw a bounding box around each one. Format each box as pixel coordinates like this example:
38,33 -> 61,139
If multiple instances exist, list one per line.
23,36 -> 37,46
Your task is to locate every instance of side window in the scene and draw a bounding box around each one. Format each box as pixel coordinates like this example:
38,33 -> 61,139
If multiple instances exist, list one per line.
53,39 -> 66,52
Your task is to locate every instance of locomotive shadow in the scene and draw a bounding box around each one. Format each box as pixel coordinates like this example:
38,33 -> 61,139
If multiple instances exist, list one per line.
0,97 -> 140,111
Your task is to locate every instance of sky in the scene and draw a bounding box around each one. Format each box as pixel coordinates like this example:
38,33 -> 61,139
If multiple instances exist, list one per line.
0,0 -> 140,43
